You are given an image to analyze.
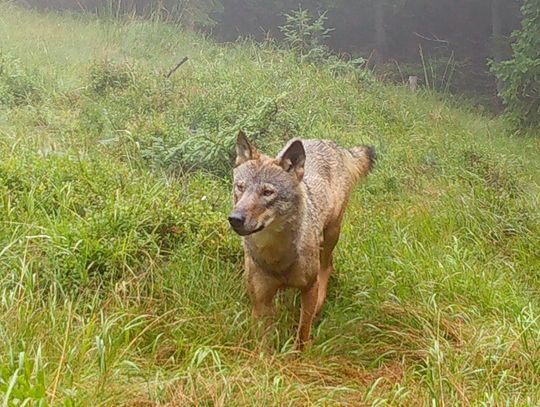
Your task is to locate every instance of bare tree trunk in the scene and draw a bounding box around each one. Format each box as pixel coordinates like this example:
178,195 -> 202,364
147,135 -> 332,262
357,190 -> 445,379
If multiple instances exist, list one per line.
374,0 -> 386,66
491,0 -> 504,106
491,0 -> 502,63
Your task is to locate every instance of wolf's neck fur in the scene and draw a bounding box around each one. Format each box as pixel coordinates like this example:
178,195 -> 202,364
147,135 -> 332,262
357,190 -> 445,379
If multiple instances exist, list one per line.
244,189 -> 307,275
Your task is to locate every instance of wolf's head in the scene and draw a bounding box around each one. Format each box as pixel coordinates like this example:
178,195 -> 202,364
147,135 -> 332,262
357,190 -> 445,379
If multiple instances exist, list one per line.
228,131 -> 305,236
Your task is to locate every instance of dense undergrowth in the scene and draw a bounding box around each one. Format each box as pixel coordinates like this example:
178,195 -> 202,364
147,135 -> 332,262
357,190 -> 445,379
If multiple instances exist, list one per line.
0,3 -> 539,406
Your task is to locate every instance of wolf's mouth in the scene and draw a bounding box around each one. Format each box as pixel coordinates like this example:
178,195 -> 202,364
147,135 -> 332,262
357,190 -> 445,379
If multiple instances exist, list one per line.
235,224 -> 264,236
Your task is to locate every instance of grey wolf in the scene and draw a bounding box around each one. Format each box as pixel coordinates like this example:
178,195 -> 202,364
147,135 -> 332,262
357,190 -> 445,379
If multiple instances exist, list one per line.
228,131 -> 375,350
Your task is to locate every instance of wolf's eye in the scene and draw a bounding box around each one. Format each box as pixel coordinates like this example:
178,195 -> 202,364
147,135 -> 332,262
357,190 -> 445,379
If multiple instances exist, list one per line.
262,188 -> 275,197
235,183 -> 245,193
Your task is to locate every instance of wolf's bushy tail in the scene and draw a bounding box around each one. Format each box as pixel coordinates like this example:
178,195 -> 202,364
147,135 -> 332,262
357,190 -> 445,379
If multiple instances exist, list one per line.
345,145 -> 376,181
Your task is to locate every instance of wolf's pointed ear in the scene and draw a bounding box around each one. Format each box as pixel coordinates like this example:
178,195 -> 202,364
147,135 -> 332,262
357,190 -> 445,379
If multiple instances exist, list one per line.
235,130 -> 259,166
279,140 -> 305,181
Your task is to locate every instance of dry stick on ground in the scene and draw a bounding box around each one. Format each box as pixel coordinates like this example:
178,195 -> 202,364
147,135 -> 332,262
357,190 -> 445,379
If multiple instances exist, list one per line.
166,56 -> 189,78
414,32 -> 450,45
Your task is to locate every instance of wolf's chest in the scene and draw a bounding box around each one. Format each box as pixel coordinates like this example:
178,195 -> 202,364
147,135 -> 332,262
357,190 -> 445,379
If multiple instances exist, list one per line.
245,239 -> 297,274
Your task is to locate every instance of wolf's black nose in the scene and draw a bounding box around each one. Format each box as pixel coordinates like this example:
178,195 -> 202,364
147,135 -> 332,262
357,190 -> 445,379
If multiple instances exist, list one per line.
228,213 -> 246,230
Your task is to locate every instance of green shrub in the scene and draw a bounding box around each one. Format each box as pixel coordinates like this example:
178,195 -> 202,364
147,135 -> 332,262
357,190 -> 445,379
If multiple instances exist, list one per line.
0,53 -> 42,106
491,0 -> 540,129
0,351 -> 48,407
279,7 -> 369,80
280,7 -> 333,64
88,59 -> 134,95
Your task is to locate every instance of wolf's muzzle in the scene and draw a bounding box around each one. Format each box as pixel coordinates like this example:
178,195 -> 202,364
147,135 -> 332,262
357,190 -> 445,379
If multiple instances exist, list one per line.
228,212 -> 246,230
228,212 -> 264,236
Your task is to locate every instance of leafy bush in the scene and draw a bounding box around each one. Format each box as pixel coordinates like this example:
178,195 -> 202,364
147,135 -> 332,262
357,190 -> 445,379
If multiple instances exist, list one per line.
0,53 -> 42,106
279,7 -> 368,79
280,7 -> 333,64
138,95 -> 296,176
88,59 -> 134,95
491,0 -> 540,128
0,352 -> 49,407
82,59 -> 300,176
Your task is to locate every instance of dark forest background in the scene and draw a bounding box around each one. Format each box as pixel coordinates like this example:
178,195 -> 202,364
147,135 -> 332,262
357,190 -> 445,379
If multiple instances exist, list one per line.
15,0 -> 538,123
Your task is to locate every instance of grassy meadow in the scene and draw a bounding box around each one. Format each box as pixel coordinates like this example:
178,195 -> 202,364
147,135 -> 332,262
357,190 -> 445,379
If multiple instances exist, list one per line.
0,3 -> 539,405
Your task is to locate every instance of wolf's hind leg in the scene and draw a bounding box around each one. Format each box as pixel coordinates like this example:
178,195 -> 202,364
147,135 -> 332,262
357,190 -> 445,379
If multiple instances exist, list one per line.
316,250 -> 333,316
297,279 -> 320,350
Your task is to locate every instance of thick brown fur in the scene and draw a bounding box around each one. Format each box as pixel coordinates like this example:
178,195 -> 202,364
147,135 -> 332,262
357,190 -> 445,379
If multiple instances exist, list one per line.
229,131 -> 375,350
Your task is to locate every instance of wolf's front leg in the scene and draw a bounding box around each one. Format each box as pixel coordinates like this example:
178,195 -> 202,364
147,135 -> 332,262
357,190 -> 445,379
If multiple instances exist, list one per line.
249,283 -> 278,321
297,278 -> 320,350
245,263 -> 279,346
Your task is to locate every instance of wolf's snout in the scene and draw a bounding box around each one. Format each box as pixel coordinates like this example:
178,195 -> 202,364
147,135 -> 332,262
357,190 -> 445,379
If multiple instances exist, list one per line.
228,212 -> 246,231
228,211 -> 264,236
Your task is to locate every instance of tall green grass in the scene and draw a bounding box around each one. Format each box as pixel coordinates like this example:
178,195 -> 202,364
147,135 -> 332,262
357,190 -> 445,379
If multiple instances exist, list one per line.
0,3 -> 539,405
